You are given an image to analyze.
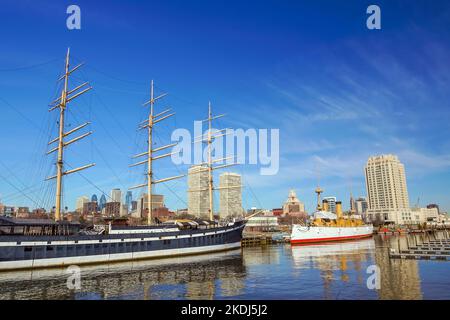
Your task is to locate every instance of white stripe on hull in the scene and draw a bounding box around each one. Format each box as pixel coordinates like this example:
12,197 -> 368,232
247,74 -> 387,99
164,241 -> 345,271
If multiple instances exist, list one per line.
0,242 -> 242,271
0,226 -> 240,247
291,224 -> 373,243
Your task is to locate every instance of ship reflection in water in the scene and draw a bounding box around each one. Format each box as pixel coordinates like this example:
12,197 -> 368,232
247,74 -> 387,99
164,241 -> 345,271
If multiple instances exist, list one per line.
0,234 -> 449,299
0,250 -> 247,300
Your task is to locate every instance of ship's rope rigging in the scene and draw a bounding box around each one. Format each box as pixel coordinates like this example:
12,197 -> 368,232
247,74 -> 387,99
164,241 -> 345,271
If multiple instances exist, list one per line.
0,58 -> 62,209
62,60 -> 188,209
0,58 -> 60,73
0,55 -> 263,214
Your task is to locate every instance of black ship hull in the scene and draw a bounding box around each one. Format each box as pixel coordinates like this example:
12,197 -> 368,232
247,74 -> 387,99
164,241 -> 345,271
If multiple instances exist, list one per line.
0,221 -> 245,271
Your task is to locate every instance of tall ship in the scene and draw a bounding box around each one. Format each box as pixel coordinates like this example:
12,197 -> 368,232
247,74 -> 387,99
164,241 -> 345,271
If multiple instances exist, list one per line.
290,186 -> 373,244
0,49 -> 246,271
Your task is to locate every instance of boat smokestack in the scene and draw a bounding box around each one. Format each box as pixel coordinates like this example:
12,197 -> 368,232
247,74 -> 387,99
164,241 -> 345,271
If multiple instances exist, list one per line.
336,201 -> 343,219
322,199 -> 329,212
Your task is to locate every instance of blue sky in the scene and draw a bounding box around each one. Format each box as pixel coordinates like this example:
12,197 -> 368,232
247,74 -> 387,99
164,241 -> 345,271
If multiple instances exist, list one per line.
0,0 -> 449,213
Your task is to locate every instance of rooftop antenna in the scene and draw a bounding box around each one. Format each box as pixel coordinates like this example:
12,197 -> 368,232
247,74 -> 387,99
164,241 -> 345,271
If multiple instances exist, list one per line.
46,48 -> 95,222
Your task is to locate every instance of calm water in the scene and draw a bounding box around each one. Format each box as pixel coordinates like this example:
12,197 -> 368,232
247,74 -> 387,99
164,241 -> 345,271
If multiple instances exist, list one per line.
0,233 -> 449,300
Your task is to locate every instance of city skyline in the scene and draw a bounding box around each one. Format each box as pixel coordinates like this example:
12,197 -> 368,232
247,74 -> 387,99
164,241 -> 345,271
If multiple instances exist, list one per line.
0,1 -> 449,213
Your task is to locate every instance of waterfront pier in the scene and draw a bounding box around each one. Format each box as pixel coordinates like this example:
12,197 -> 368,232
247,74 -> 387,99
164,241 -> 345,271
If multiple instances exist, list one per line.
389,232 -> 450,261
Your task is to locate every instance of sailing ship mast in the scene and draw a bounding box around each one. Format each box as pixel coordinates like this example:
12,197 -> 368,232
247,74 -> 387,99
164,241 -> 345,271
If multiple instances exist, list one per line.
129,80 -> 184,225
192,102 -> 238,221
46,48 -> 95,222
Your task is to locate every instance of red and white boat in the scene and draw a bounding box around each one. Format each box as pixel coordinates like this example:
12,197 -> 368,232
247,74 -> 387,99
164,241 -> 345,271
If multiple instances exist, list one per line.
291,223 -> 373,244
290,197 -> 373,244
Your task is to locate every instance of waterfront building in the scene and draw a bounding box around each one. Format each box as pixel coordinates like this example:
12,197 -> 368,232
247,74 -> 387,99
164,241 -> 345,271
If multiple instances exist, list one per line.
91,194 -> 98,203
30,208 -> 47,219
426,203 -> 440,213
355,197 -> 368,214
410,207 -> 440,224
110,188 -> 122,204
151,207 -> 175,220
134,193 -> 164,218
219,172 -> 243,218
245,216 -> 279,232
16,207 -> 30,218
187,165 -> 210,219
272,208 -> 283,216
99,194 -> 107,210
104,201 -> 121,217
282,189 -> 305,215
176,208 -> 189,217
365,154 -> 411,224
125,191 -> 132,211
75,196 -> 89,213
3,206 -> 15,217
322,196 -> 337,213
82,201 -> 98,215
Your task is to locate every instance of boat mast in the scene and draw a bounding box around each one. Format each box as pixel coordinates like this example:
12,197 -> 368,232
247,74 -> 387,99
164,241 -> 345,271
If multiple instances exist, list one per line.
315,186 -> 323,211
129,80 -> 185,225
207,102 -> 213,221
47,48 -> 94,221
147,81 -> 154,226
192,103 -> 238,221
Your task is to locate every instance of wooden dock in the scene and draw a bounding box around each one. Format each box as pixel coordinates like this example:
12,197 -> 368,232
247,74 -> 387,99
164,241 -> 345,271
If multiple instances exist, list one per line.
241,233 -> 289,247
390,239 -> 450,261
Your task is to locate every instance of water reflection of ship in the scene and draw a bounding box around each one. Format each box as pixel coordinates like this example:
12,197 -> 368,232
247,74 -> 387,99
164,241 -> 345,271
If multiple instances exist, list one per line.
291,238 -> 375,263
291,238 -> 375,299
0,249 -> 246,300
242,245 -> 281,265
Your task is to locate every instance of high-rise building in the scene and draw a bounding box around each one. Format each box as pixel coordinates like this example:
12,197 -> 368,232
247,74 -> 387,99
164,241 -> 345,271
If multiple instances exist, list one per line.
355,197 -> 368,215
282,189 -> 305,215
99,194 -> 107,210
365,154 -> 411,224
323,196 -> 337,213
125,191 -> 132,211
76,196 -> 89,213
187,165 -> 210,219
219,172 -> 243,218
110,188 -> 122,204
349,195 -> 356,213
120,204 -> 129,217
91,194 -> 98,203
134,193 -> 164,218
